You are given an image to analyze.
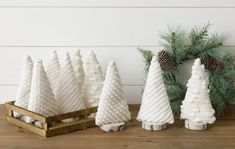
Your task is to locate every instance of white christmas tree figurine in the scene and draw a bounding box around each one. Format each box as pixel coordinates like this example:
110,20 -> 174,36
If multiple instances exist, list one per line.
82,50 -> 104,108
14,56 -> 33,119
46,50 -> 60,94
137,56 -> 174,131
71,49 -> 85,94
26,60 -> 59,126
56,53 -> 85,123
96,61 -> 131,132
181,58 -> 216,130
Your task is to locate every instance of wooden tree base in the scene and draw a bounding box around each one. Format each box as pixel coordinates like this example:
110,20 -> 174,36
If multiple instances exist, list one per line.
142,121 -> 167,131
100,122 -> 126,132
185,120 -> 207,130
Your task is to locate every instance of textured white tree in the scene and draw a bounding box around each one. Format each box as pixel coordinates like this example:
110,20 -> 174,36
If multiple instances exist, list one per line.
26,60 -> 59,127
96,61 -> 131,132
82,50 -> 104,108
71,49 -> 85,94
137,56 -> 174,131
46,50 -> 60,94
56,53 -> 85,123
181,58 -> 216,130
14,56 -> 33,119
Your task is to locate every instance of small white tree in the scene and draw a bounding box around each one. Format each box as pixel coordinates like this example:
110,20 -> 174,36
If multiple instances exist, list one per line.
46,50 -> 60,94
26,60 -> 59,127
96,61 -> 131,132
82,50 -> 104,108
71,49 -> 85,94
56,53 -> 85,123
137,56 -> 174,131
181,58 -> 216,130
14,56 -> 33,119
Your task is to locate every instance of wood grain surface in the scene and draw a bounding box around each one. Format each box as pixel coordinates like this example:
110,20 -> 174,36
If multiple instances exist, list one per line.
1,104 -> 235,149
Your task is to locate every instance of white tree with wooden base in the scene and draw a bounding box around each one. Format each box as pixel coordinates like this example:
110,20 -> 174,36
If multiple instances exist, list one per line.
82,50 -> 104,108
56,53 -> 85,123
180,58 -> 216,130
26,60 -> 59,127
14,56 -> 33,120
71,49 -> 85,94
96,61 -> 131,132
46,50 -> 60,94
137,56 -> 174,131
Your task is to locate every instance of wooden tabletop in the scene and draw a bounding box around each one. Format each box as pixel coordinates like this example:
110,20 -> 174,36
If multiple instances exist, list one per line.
1,105 -> 235,149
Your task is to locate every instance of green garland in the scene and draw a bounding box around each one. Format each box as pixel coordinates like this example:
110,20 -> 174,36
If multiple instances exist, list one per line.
139,24 -> 235,115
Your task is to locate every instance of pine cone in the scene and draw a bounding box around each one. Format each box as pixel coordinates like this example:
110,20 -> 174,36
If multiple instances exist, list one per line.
201,56 -> 222,71
158,50 -> 177,72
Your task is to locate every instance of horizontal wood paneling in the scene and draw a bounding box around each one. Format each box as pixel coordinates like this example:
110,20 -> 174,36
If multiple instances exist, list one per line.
0,0 -> 235,7
0,8 -> 234,46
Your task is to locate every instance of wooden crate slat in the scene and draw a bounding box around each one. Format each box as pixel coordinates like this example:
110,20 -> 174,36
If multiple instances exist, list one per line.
5,101 -> 98,137
6,116 -> 46,137
46,107 -> 97,123
5,101 -> 46,123
46,119 -> 96,137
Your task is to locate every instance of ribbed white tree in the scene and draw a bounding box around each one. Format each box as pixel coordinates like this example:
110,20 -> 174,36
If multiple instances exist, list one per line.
96,61 -> 131,132
82,50 -> 104,108
14,56 -> 33,119
46,50 -> 60,94
137,56 -> 174,131
56,53 -> 85,123
71,49 -> 85,94
26,60 -> 59,126
181,58 -> 216,130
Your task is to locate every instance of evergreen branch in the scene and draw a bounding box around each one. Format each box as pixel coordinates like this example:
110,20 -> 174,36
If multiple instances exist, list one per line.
189,23 -> 210,49
138,48 -> 153,72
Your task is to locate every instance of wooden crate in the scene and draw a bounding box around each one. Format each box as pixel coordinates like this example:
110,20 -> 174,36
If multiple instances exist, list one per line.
5,101 -> 97,137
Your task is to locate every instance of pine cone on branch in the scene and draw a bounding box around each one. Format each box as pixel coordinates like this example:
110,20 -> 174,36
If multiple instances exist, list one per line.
201,56 -> 222,71
158,50 -> 177,72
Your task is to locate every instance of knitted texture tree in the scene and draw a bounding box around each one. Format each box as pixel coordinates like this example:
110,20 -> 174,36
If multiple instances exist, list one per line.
181,58 -> 216,130
71,49 -> 85,94
137,56 -> 174,131
26,60 -> 59,126
82,50 -> 104,108
96,61 -> 131,132
14,56 -> 33,119
46,51 -> 60,94
56,53 -> 85,123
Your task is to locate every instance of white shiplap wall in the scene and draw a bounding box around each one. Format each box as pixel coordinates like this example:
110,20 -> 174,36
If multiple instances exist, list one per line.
0,0 -> 235,103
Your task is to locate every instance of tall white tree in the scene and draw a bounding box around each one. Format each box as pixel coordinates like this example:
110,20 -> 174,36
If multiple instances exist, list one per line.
46,50 -> 60,94
82,50 -> 104,108
14,56 -> 33,119
96,61 -> 131,132
26,60 -> 59,126
71,49 -> 85,94
56,53 -> 85,123
137,56 -> 174,131
181,58 -> 216,130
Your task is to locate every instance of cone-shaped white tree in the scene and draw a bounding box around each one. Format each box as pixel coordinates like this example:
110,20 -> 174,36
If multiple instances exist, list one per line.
137,56 -> 174,131
46,50 -> 60,94
82,50 -> 104,108
96,61 -> 131,132
56,53 -> 85,123
26,60 -> 59,125
71,49 -> 85,94
14,56 -> 33,118
181,58 -> 216,130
